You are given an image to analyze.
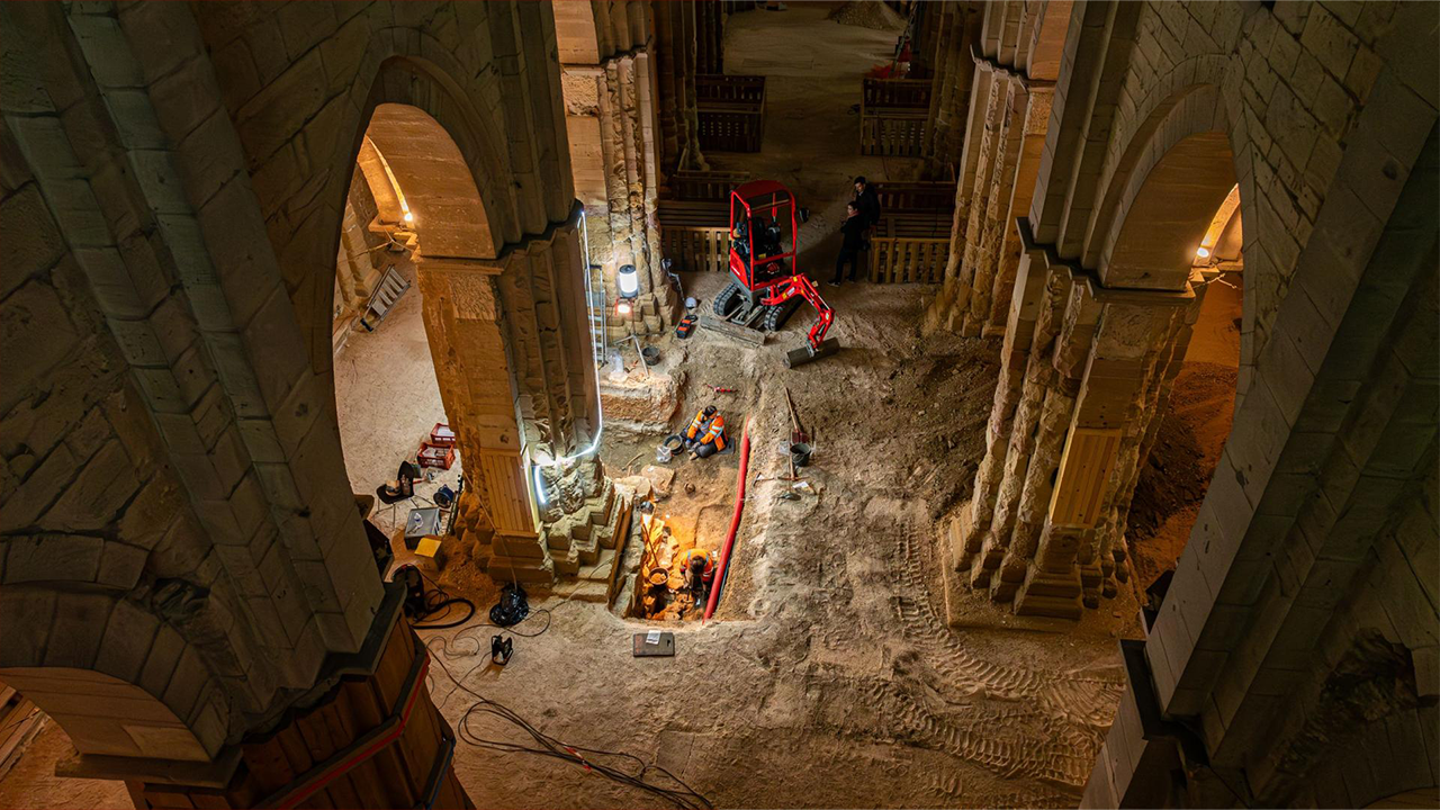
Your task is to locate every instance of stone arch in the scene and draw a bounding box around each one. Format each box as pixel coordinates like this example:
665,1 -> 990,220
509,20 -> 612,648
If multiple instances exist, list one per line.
0,586 -> 229,763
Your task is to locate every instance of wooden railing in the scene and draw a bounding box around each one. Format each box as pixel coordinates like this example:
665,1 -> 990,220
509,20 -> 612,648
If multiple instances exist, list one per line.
697,74 -> 765,152
657,200 -> 732,273
862,78 -> 932,109
868,215 -> 950,284
871,181 -> 956,214
697,74 -> 766,104
860,78 -> 932,157
665,170 -> 749,202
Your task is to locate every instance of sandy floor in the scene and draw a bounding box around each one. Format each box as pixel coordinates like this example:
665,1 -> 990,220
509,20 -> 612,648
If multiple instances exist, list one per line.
0,6 -> 1132,809
333,257 -> 464,541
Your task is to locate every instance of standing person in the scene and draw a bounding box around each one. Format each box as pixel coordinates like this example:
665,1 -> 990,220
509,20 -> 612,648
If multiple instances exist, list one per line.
831,201 -> 867,287
853,175 -> 881,229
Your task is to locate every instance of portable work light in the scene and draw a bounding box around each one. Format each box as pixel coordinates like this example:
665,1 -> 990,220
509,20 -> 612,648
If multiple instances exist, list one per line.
617,264 -> 640,299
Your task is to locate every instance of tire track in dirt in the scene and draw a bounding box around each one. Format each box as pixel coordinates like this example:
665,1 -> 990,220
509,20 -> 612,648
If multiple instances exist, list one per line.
860,509 -> 1126,790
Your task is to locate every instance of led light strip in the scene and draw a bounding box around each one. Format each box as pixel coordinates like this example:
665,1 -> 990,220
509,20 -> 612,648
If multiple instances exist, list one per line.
532,206 -> 604,506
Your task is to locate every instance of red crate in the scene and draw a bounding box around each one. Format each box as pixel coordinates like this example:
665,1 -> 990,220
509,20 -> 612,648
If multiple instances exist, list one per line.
429,422 -> 456,446
416,441 -> 456,470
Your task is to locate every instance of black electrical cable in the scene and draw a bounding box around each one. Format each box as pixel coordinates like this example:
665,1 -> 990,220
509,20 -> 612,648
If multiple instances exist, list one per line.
411,569 -> 552,638
409,569 -> 476,630
423,647 -> 713,810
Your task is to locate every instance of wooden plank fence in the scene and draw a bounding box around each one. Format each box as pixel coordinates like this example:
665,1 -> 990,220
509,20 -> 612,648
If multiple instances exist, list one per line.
868,215 -> 951,284
872,180 -> 956,214
657,200 -> 731,273
860,77 -> 932,157
697,75 -> 765,152
666,170 -> 749,202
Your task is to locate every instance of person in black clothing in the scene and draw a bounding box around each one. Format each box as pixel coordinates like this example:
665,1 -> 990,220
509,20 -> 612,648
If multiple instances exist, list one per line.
853,175 -> 881,229
831,201 -> 867,286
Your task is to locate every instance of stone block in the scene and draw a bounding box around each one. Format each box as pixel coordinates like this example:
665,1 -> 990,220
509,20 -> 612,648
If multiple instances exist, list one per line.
44,591 -> 113,670
46,440 -> 142,532
97,540 -> 148,588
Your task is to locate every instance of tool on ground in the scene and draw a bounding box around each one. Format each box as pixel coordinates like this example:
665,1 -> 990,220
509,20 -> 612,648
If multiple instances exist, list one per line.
676,312 -> 698,338
404,506 -> 443,550
489,582 -> 531,626
631,630 -> 676,658
433,484 -> 456,509
709,386 -> 738,393
704,180 -> 840,367
359,265 -> 410,331
490,635 -> 514,666
784,386 -> 809,444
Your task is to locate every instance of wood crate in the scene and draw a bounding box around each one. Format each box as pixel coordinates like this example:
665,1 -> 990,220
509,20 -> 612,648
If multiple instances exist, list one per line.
868,215 -> 951,284
657,198 -> 732,273
697,75 -> 765,153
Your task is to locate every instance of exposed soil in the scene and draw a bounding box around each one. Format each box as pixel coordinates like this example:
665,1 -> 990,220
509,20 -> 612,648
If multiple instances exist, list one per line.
1124,276 -> 1242,594
0,7 -> 1130,810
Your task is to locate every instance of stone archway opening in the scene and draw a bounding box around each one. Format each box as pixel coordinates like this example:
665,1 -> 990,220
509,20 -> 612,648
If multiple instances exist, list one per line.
1097,127 -> 1247,607
332,103 -> 493,572
1125,184 -> 1245,597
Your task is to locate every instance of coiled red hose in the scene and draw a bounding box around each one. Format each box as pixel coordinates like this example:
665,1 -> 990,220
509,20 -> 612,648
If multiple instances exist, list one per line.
703,418 -> 751,623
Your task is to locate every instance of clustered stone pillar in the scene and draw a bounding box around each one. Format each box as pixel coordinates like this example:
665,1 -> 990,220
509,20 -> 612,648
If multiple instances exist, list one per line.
415,208 -> 623,585
695,0 -> 725,75
563,55 -> 677,339
653,0 -> 707,174
919,2 -> 982,179
947,232 -> 1211,618
926,62 -> 1053,338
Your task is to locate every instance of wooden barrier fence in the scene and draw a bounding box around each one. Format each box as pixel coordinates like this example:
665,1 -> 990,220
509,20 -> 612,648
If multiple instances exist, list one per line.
666,170 -> 749,202
860,77 -> 932,158
657,200 -> 731,273
868,215 -> 950,284
871,181 -> 956,214
697,75 -> 765,153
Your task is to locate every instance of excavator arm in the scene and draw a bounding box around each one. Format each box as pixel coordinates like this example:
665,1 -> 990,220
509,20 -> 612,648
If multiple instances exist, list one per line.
761,274 -> 839,367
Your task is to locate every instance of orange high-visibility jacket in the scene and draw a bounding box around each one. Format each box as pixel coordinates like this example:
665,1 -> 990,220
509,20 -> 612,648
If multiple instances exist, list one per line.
684,409 -> 709,440
700,414 -> 726,450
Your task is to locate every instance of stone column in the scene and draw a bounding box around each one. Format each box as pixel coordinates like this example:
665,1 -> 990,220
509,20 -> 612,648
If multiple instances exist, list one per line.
413,208 -> 625,586
947,223 -> 1209,618
653,0 -> 707,174
926,65 -> 1052,338
921,2 -> 982,179
562,49 -> 678,339
695,0 -> 724,74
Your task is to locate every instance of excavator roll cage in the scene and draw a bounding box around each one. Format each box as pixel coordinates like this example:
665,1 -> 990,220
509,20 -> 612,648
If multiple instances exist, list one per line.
715,180 -> 838,366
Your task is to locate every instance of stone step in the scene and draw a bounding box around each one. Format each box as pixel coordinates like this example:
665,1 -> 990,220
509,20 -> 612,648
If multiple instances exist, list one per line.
598,492 -> 633,551
577,548 -> 618,582
563,580 -> 612,604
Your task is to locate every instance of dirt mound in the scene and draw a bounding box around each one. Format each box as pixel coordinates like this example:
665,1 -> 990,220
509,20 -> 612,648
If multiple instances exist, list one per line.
827,0 -> 905,31
1126,361 -> 1238,590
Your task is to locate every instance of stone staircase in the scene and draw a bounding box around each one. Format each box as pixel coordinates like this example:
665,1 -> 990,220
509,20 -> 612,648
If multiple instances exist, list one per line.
545,479 -> 634,604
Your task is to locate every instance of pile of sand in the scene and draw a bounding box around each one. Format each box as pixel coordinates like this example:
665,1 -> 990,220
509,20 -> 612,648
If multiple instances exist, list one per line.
827,0 -> 905,31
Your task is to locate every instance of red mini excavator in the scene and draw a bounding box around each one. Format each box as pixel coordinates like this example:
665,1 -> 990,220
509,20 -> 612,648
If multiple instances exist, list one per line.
708,180 -> 840,368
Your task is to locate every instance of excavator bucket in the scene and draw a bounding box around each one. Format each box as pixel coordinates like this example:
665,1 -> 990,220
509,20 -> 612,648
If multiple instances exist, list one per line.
785,338 -> 841,368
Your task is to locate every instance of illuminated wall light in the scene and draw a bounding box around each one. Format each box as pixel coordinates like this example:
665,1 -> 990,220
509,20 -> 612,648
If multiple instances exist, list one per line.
530,205 -> 605,509
1195,246 -> 1210,259
617,263 -> 640,299
403,210 -> 415,224
616,300 -> 633,316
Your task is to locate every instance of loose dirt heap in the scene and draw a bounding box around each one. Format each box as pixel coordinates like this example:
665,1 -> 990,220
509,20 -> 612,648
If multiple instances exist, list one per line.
1125,362 -> 1238,591
827,0 -> 905,31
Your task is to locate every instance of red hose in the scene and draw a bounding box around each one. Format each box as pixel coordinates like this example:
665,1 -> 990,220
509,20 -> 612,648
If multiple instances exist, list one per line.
704,418 -> 751,623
